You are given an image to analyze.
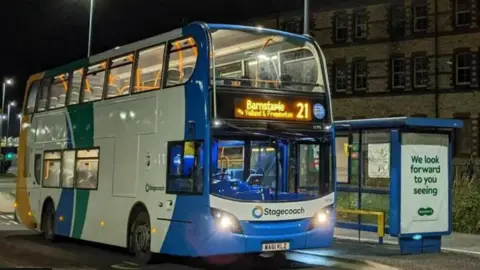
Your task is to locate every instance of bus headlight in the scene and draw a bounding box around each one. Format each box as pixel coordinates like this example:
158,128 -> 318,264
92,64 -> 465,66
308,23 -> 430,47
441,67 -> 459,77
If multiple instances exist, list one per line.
211,208 -> 243,234
309,206 -> 333,230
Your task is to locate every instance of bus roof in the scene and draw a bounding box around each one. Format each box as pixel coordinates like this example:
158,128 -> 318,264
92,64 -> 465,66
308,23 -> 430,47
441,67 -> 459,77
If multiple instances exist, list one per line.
28,22 -> 314,82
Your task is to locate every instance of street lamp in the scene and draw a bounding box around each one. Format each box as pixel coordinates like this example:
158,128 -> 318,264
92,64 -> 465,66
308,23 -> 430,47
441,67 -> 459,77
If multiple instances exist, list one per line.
88,0 -> 94,57
6,101 -> 16,139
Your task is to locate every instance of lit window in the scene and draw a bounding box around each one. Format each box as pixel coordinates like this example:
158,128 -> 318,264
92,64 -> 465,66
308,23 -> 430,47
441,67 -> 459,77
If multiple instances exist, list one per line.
75,149 -> 99,190
107,54 -> 134,98
135,44 -> 165,92
49,73 -> 69,109
69,69 -> 83,105
43,151 -> 62,188
82,63 -> 106,103
165,37 -> 198,87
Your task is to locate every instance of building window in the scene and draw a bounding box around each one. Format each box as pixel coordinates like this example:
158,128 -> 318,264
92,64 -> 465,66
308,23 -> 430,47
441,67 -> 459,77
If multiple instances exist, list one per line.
283,19 -> 301,34
335,15 -> 348,42
354,12 -> 367,39
392,58 -> 405,89
42,151 -> 62,188
75,149 -> 100,190
413,3 -> 428,32
413,56 -> 428,88
353,61 -> 367,91
166,141 -> 203,194
391,6 -> 406,38
455,0 -> 471,26
334,61 -> 347,92
454,116 -> 472,156
456,52 -> 471,86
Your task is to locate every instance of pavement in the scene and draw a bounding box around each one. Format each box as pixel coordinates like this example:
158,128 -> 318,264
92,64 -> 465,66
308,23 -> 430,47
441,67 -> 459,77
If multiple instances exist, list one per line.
334,227 -> 480,256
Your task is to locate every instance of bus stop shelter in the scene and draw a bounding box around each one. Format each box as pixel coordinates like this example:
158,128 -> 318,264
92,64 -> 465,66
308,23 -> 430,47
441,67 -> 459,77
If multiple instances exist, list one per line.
333,117 -> 463,254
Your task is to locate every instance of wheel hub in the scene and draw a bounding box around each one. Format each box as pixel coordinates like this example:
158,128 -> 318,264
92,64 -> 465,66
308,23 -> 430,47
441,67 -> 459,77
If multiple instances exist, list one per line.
135,224 -> 150,252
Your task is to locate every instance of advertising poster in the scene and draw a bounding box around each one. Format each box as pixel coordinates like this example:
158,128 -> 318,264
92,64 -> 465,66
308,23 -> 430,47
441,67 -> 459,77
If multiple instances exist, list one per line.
400,133 -> 449,234
368,143 -> 390,178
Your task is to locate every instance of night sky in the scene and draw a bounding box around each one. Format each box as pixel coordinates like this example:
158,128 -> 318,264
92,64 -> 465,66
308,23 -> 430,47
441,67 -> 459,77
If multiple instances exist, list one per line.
0,0 -> 309,136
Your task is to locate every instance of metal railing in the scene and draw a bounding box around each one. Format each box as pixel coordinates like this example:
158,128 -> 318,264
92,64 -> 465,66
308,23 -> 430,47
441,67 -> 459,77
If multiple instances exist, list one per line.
337,208 -> 385,244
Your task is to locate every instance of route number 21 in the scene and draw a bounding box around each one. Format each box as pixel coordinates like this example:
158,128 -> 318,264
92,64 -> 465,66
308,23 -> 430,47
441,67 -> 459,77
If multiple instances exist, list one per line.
296,102 -> 310,120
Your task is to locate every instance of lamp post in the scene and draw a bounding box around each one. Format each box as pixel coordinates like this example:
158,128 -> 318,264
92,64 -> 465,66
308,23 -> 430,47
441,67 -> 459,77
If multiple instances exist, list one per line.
6,101 -> 16,140
303,0 -> 309,34
1,79 -> 13,147
88,0 -> 94,57
17,114 -> 21,138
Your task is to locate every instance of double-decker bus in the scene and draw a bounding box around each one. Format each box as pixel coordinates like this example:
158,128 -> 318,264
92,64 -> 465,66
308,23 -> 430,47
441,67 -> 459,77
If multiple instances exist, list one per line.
15,22 -> 335,262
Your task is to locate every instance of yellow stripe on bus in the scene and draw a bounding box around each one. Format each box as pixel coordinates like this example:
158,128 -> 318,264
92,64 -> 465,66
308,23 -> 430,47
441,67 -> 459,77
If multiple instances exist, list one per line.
16,72 -> 44,229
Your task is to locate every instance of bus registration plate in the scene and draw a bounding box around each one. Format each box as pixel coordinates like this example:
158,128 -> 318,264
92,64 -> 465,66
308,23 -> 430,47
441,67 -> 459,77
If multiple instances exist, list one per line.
262,242 -> 290,251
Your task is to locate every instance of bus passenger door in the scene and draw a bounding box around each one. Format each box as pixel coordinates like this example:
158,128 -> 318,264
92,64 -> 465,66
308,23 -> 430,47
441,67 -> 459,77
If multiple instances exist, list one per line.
28,148 -> 43,224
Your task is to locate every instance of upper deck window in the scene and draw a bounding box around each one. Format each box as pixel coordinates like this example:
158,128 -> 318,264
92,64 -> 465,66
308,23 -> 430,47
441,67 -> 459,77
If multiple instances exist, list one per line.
135,44 -> 165,92
210,29 -> 324,92
107,54 -> 134,98
165,37 -> 198,87
69,69 -> 83,105
82,62 -> 106,103
37,79 -> 51,112
49,73 -> 69,109
25,81 -> 40,114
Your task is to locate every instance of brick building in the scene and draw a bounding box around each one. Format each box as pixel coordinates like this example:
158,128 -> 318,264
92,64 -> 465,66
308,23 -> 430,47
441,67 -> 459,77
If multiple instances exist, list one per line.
250,0 -> 480,162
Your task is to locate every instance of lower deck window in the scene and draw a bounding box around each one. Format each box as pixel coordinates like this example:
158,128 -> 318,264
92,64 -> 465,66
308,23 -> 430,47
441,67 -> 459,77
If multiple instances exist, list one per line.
42,148 -> 100,190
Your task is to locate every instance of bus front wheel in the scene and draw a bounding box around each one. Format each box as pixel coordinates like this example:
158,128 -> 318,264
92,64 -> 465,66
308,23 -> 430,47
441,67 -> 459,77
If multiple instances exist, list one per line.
129,211 -> 152,264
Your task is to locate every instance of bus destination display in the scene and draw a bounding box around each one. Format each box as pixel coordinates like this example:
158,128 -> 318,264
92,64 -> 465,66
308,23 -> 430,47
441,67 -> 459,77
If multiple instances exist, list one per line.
234,98 -> 320,121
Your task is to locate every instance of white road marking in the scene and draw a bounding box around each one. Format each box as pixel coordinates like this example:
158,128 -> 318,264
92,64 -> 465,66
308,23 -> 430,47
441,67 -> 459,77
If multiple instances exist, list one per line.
335,235 -> 480,256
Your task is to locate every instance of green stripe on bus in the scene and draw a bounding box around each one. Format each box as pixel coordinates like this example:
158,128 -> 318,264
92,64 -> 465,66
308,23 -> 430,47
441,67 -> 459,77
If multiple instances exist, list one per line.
68,103 -> 94,239
67,103 -> 94,148
72,190 -> 90,238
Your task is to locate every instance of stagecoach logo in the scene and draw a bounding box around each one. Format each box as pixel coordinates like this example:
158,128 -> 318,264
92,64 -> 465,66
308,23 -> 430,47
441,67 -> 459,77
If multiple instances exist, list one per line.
251,205 -> 305,219
252,206 -> 264,218
145,183 -> 164,192
313,103 -> 325,120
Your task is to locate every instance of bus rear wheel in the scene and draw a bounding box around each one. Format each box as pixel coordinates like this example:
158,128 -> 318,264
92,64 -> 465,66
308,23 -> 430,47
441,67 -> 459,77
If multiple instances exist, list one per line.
129,211 -> 152,264
41,203 -> 56,242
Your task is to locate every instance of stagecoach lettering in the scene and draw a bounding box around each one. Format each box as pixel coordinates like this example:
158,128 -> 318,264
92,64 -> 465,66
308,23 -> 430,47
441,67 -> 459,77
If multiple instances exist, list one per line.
145,184 -> 164,192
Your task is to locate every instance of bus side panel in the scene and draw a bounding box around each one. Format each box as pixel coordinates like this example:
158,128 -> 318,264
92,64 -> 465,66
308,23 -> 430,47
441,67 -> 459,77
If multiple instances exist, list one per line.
76,88 -> 185,249
35,110 -> 72,236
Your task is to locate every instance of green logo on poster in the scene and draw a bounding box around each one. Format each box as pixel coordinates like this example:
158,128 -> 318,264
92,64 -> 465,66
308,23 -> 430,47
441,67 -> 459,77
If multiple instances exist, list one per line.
417,207 -> 434,216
